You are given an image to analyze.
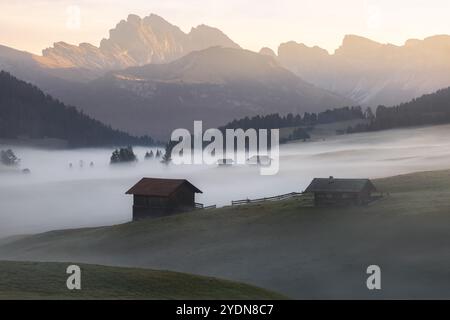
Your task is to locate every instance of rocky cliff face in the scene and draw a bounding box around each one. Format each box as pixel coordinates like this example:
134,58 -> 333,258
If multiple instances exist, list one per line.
41,14 -> 240,70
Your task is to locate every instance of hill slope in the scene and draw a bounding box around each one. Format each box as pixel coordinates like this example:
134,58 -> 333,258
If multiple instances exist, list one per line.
0,71 -> 154,147
1,170 -> 450,298
0,261 -> 285,299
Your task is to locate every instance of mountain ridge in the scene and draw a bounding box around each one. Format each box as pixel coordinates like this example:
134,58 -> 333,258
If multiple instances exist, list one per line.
275,34 -> 450,106
78,47 -> 353,138
40,13 -> 240,70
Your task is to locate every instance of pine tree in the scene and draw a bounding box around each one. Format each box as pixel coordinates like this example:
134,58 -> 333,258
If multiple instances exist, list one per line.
0,149 -> 20,166
110,146 -> 137,164
161,142 -> 174,164
144,150 -> 154,160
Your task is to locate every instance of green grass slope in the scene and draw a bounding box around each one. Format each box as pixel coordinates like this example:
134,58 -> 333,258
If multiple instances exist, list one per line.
1,170 -> 450,298
0,261 -> 285,299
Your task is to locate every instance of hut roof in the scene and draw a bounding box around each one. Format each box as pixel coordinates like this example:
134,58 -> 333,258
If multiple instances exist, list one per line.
126,178 -> 202,197
247,155 -> 272,161
246,155 -> 272,165
217,158 -> 234,164
305,178 -> 376,193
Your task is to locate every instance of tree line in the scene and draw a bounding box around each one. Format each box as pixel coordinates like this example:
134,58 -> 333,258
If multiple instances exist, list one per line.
220,106 -> 365,131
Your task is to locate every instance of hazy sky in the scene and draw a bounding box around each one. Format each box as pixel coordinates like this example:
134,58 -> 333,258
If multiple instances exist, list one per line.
1,0 -> 449,55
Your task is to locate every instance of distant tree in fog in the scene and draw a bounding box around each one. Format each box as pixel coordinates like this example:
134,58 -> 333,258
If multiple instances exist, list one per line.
0,149 -> 20,166
110,147 -> 137,164
161,142 -> 176,164
144,150 -> 154,160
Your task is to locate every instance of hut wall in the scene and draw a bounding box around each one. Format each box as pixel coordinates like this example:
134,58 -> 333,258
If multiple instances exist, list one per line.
168,184 -> 195,209
314,192 -> 360,206
132,187 -> 196,220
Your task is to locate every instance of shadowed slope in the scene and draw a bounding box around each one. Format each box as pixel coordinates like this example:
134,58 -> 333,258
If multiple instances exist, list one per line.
0,261 -> 286,299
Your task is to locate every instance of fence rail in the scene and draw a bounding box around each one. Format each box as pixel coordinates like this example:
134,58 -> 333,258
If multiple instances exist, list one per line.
195,203 -> 204,209
231,192 -> 303,206
195,203 -> 217,210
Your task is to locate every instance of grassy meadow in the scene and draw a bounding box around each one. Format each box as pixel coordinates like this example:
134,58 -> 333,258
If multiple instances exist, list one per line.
1,169 -> 450,298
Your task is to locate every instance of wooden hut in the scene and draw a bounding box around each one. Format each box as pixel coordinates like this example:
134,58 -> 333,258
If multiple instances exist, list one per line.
217,158 -> 234,167
125,178 -> 203,220
305,177 -> 377,206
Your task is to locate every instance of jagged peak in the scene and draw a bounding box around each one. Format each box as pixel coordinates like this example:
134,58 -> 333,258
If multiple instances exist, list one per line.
52,41 -> 73,48
278,41 -> 330,56
341,34 -> 382,47
144,13 -> 176,28
334,34 -> 383,55
126,14 -> 141,24
259,47 -> 276,57
189,24 -> 226,35
191,24 -> 215,30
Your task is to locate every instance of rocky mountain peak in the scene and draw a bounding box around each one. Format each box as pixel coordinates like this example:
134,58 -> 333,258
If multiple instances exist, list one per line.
334,35 -> 383,56
40,13 -> 239,70
259,47 -> 277,57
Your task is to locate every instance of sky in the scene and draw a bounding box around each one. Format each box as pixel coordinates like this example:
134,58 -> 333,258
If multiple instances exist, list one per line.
1,0 -> 449,55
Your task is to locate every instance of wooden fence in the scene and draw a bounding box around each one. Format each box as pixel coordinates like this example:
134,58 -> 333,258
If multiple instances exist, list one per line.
195,203 -> 217,210
196,191 -> 304,211
231,192 -> 303,206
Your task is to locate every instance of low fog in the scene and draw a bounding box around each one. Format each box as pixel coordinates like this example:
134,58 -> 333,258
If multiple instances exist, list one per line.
2,124 -> 450,238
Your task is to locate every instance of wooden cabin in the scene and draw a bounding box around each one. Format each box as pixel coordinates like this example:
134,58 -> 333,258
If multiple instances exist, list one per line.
305,177 -> 377,206
217,158 -> 234,167
246,155 -> 272,166
125,178 -> 203,220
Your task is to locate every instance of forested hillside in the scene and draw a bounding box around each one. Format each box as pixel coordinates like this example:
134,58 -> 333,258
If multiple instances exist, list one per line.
348,87 -> 450,133
0,71 -> 154,147
221,106 -> 365,130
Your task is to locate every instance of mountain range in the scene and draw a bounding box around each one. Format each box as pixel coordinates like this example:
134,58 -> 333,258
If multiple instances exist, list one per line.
40,14 -> 240,71
55,47 -> 352,138
1,13 -> 450,138
275,34 -> 450,106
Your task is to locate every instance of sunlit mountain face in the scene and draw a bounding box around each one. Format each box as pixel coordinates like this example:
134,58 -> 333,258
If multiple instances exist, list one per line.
275,34 -> 450,106
39,14 -> 240,70
3,11 -> 450,110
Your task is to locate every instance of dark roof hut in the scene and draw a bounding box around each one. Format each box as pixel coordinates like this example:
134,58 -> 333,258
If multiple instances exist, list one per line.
126,178 -> 203,220
246,155 -> 272,166
217,158 -> 234,167
305,177 -> 377,206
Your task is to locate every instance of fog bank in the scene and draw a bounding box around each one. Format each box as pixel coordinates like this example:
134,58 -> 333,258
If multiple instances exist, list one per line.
1,124 -> 450,238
